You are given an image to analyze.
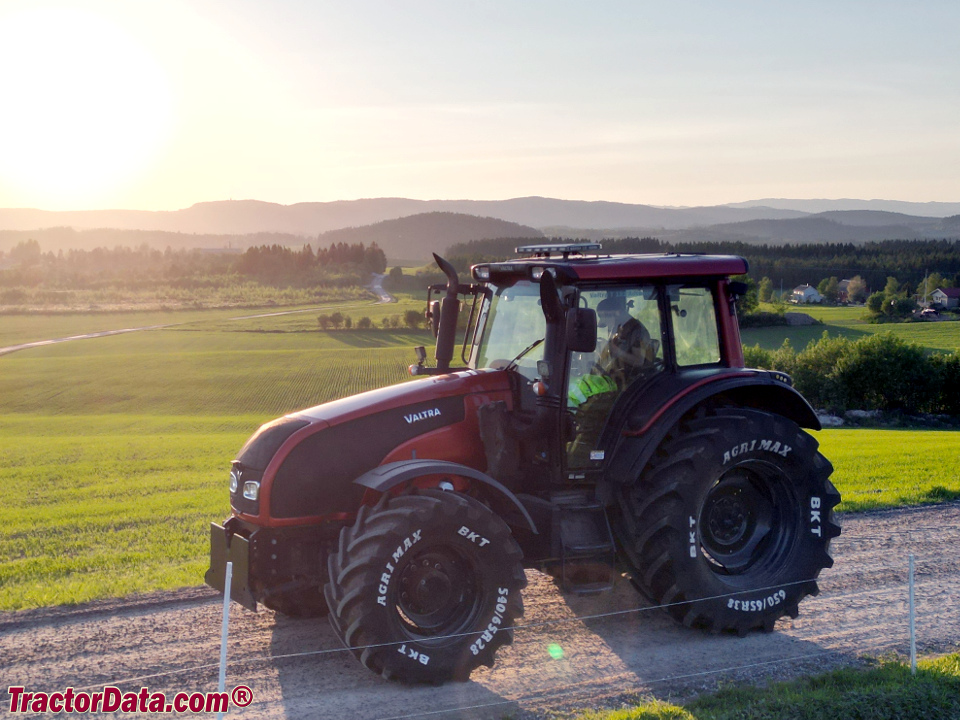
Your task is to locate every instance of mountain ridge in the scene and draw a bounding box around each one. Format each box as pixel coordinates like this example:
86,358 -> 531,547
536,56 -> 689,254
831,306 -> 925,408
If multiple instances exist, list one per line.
2,197 -> 958,260
0,197 -> 810,235
2,196 -> 958,235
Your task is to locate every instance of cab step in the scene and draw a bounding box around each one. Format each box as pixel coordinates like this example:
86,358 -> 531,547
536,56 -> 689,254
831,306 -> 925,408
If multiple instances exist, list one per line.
553,492 -> 616,595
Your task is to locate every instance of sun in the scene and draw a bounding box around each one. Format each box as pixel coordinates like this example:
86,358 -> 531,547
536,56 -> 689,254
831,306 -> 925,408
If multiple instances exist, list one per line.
0,6 -> 173,208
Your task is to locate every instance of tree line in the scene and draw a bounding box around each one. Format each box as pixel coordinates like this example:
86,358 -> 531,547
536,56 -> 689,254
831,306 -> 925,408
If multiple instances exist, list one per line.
317,309 -> 424,330
234,242 -> 386,285
444,237 -> 960,297
1,239 -> 386,291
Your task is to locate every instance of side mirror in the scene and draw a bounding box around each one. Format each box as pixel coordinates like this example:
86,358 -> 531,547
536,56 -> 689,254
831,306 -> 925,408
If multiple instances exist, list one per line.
565,307 -> 597,353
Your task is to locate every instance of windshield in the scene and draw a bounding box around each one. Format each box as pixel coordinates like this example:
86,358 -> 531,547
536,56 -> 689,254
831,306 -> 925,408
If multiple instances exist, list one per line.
473,281 -> 546,381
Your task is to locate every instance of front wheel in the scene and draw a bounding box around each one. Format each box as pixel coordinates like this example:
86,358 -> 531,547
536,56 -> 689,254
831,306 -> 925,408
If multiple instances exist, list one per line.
616,407 -> 841,634
325,489 -> 526,683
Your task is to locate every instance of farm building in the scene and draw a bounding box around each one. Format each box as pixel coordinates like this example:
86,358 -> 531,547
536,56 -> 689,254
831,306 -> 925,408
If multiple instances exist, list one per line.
791,284 -> 823,304
931,287 -> 960,309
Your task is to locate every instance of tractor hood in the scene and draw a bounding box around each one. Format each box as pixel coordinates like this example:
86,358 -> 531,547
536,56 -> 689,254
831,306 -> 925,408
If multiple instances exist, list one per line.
290,368 -> 505,425
231,368 -> 513,526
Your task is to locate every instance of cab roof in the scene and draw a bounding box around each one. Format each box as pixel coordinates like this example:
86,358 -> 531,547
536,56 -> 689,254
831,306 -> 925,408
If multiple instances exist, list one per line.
472,252 -> 749,284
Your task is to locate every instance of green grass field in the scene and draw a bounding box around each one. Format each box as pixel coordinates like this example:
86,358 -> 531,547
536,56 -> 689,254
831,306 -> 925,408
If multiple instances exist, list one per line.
1,327 -> 425,415
579,654 -> 960,720
818,430 -> 960,510
1,304 -> 958,610
0,415 -> 252,609
187,294 -> 427,333
0,295 -> 429,347
741,305 -> 960,353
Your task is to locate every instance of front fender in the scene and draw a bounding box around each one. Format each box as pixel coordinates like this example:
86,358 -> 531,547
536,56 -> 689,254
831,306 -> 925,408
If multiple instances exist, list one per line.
354,459 -> 538,535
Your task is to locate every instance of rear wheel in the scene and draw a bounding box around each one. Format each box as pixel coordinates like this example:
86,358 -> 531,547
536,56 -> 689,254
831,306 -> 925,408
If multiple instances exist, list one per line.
325,489 -> 526,683
615,407 -> 840,634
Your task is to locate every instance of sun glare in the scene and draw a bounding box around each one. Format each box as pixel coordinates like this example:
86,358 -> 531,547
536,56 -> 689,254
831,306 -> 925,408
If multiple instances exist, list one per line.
0,6 -> 173,208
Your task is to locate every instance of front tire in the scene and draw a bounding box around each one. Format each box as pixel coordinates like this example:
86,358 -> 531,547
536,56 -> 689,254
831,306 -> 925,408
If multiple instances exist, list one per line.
616,407 -> 840,634
325,489 -> 526,683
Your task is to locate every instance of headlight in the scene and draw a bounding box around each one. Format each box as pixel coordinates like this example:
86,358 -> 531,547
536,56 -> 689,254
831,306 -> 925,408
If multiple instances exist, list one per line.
243,481 -> 260,501
229,469 -> 239,493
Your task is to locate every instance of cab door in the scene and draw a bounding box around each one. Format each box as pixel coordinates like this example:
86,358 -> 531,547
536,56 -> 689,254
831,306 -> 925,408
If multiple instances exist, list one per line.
563,285 -> 666,476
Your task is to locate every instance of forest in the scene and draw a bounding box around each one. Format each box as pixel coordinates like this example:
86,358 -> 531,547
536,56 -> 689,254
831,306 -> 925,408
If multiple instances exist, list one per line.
5,233 -> 960,310
0,240 -> 386,292
0,239 -> 387,309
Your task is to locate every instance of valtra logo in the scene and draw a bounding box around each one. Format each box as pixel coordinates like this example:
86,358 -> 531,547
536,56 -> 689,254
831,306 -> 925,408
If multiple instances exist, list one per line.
403,408 -> 442,424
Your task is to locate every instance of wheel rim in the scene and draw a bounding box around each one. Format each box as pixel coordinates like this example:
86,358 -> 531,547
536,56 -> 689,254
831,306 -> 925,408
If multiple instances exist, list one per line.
394,546 -> 480,637
698,462 -> 797,577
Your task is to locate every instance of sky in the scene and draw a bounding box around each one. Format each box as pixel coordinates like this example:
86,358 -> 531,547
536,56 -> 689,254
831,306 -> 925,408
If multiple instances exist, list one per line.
0,0 -> 958,211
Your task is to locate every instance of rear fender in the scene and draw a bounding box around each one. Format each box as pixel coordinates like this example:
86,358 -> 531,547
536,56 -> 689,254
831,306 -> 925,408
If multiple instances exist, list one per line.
605,371 -> 820,489
353,459 -> 538,535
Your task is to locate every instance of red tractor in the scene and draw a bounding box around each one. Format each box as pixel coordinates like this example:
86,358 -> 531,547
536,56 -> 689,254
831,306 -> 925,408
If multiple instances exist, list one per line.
206,243 -> 840,684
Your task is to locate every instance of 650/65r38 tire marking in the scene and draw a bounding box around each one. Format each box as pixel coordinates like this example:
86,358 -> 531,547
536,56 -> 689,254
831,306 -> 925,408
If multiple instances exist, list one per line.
615,407 -> 841,635
324,488 -> 526,683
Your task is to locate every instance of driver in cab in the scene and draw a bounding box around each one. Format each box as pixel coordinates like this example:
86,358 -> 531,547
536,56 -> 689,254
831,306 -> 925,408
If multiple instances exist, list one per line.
566,295 -> 658,464
595,296 -> 657,388
568,295 -> 657,409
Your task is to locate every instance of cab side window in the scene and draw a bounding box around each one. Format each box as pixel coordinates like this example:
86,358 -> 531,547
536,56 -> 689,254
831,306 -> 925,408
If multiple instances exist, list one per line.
669,285 -> 720,366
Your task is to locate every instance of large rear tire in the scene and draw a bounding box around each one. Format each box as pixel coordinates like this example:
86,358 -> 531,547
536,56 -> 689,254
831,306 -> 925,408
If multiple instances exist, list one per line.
615,407 -> 840,634
325,489 -> 526,683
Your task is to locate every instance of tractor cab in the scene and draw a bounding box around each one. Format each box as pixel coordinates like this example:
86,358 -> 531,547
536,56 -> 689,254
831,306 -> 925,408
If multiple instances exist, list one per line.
420,243 -> 751,488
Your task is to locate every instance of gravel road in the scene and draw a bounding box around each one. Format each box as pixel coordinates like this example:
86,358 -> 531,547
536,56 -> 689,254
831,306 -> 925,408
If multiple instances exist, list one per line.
2,503 -> 958,719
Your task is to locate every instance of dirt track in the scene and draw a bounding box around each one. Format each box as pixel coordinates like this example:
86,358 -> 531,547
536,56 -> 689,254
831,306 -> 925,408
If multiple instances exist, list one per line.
2,503 -> 959,719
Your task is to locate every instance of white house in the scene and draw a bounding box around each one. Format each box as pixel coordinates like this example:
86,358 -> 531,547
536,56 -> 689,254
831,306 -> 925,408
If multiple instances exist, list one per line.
790,284 -> 823,304
931,287 -> 960,309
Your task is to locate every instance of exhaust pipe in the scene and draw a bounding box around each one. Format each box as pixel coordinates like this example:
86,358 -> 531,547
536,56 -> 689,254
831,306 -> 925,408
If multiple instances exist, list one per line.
432,253 -> 460,372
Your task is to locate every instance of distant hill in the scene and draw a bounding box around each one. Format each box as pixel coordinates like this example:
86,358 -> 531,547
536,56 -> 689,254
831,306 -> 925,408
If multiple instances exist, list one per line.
318,212 -> 543,260
723,198 -> 960,217
661,216 -> 928,245
0,197 -> 808,235
2,197 -> 959,258
814,210 -> 944,230
543,212 -> 960,245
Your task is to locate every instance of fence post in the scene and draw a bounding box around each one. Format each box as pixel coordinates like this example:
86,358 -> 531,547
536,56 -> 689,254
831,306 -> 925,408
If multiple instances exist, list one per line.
909,554 -> 916,675
218,561 -> 233,718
